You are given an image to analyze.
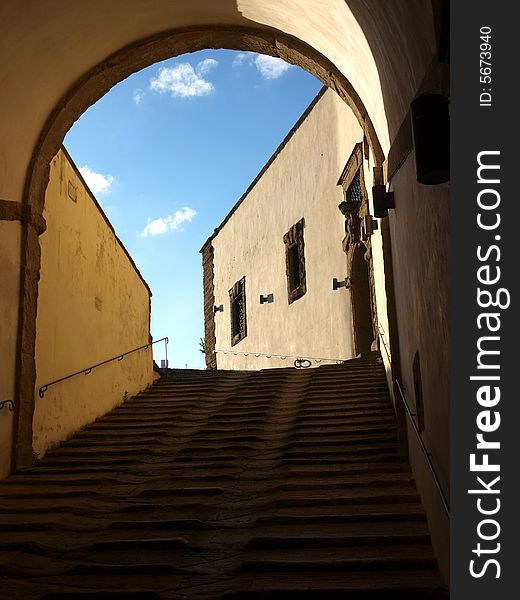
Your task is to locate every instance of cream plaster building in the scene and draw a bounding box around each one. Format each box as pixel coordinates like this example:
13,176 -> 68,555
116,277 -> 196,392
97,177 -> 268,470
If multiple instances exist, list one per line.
202,87 -> 387,372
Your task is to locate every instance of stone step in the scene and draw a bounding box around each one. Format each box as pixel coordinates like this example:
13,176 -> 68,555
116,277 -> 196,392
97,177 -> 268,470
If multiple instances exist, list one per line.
298,400 -> 394,412
41,592 -> 160,599
72,430 -> 171,440
137,486 -> 225,498
243,533 -> 431,550
281,443 -> 400,458
268,477 -> 415,493
294,410 -> 395,422
281,433 -> 398,448
221,580 -> 448,599
278,452 -> 400,465
293,419 -> 397,431
89,537 -> 189,551
237,557 -> 439,573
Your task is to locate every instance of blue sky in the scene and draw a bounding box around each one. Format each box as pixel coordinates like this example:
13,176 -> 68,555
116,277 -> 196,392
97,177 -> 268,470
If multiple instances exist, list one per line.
64,49 -> 322,369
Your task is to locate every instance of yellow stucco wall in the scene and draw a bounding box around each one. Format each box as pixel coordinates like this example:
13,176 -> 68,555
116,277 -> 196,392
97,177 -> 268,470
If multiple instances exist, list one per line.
0,221 -> 21,477
33,149 -> 153,457
212,89 -> 367,371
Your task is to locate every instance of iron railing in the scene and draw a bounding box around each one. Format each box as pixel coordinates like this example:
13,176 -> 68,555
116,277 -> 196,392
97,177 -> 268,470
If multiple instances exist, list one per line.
395,379 -> 450,519
376,324 -> 450,519
38,337 -> 169,398
377,323 -> 392,363
213,348 -> 345,368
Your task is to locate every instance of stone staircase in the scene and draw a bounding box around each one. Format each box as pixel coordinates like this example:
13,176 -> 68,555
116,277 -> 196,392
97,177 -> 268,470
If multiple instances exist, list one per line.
0,354 -> 448,599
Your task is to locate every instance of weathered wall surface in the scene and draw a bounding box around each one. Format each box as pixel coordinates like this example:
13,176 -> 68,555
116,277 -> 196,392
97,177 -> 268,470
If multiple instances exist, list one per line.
210,89 -> 362,370
33,149 -> 153,457
0,220 -> 21,477
389,153 -> 450,579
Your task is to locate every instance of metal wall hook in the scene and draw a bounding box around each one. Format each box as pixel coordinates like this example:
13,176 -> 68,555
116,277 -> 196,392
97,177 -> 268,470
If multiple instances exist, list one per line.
259,293 -> 274,304
361,215 -> 378,240
332,276 -> 351,290
0,400 -> 14,412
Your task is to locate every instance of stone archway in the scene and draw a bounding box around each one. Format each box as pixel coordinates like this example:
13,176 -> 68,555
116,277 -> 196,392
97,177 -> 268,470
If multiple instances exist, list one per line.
12,25 -> 388,471
25,27 -> 386,216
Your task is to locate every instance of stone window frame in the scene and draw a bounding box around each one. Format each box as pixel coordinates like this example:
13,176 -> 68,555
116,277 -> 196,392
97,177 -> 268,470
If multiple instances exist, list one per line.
283,218 -> 307,305
346,170 -> 363,204
229,276 -> 247,346
337,142 -> 369,250
337,142 -> 367,210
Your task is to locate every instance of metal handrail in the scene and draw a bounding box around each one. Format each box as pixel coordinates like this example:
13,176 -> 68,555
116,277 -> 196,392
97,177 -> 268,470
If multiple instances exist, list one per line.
377,323 -> 392,363
395,378 -> 450,520
38,337 -> 169,398
376,323 -> 449,518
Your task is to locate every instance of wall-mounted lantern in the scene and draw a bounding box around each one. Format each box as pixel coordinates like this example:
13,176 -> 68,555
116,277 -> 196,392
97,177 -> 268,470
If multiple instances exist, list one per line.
332,276 -> 351,291
372,185 -> 395,218
259,293 -> 274,304
410,94 -> 450,185
361,215 -> 378,240
214,304 -> 224,313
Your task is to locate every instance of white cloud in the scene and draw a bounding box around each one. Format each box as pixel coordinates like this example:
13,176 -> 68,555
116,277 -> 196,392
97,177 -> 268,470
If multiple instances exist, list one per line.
149,59 -> 219,98
231,52 -> 293,80
254,55 -> 292,80
79,166 -> 114,194
196,58 -> 218,76
133,89 -> 145,105
232,52 -> 250,68
141,206 -> 198,237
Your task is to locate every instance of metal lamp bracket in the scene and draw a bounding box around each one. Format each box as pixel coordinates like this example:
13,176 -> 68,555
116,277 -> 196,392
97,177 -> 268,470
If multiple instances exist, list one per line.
332,276 -> 351,290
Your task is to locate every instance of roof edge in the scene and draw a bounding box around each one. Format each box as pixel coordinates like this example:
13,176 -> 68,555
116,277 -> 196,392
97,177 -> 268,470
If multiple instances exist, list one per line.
60,145 -> 153,297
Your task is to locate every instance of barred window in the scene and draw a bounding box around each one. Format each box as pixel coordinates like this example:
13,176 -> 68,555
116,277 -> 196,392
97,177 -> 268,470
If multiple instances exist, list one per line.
346,170 -> 362,204
283,218 -> 306,304
229,276 -> 247,346
337,142 -> 365,212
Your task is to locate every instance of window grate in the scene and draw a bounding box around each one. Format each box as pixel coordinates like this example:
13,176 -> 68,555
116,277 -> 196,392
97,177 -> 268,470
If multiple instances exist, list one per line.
283,218 -> 307,304
347,171 -> 362,204
229,277 -> 247,346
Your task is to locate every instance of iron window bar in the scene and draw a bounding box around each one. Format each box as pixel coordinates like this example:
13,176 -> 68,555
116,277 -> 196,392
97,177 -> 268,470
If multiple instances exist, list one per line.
38,337 -> 169,399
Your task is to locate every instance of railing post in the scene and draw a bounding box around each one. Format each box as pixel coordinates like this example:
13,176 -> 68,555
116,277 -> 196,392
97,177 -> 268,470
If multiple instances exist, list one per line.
164,337 -> 169,378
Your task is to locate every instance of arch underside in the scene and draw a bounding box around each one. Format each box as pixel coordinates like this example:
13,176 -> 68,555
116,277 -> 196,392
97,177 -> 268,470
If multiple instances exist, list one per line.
25,26 -> 386,215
